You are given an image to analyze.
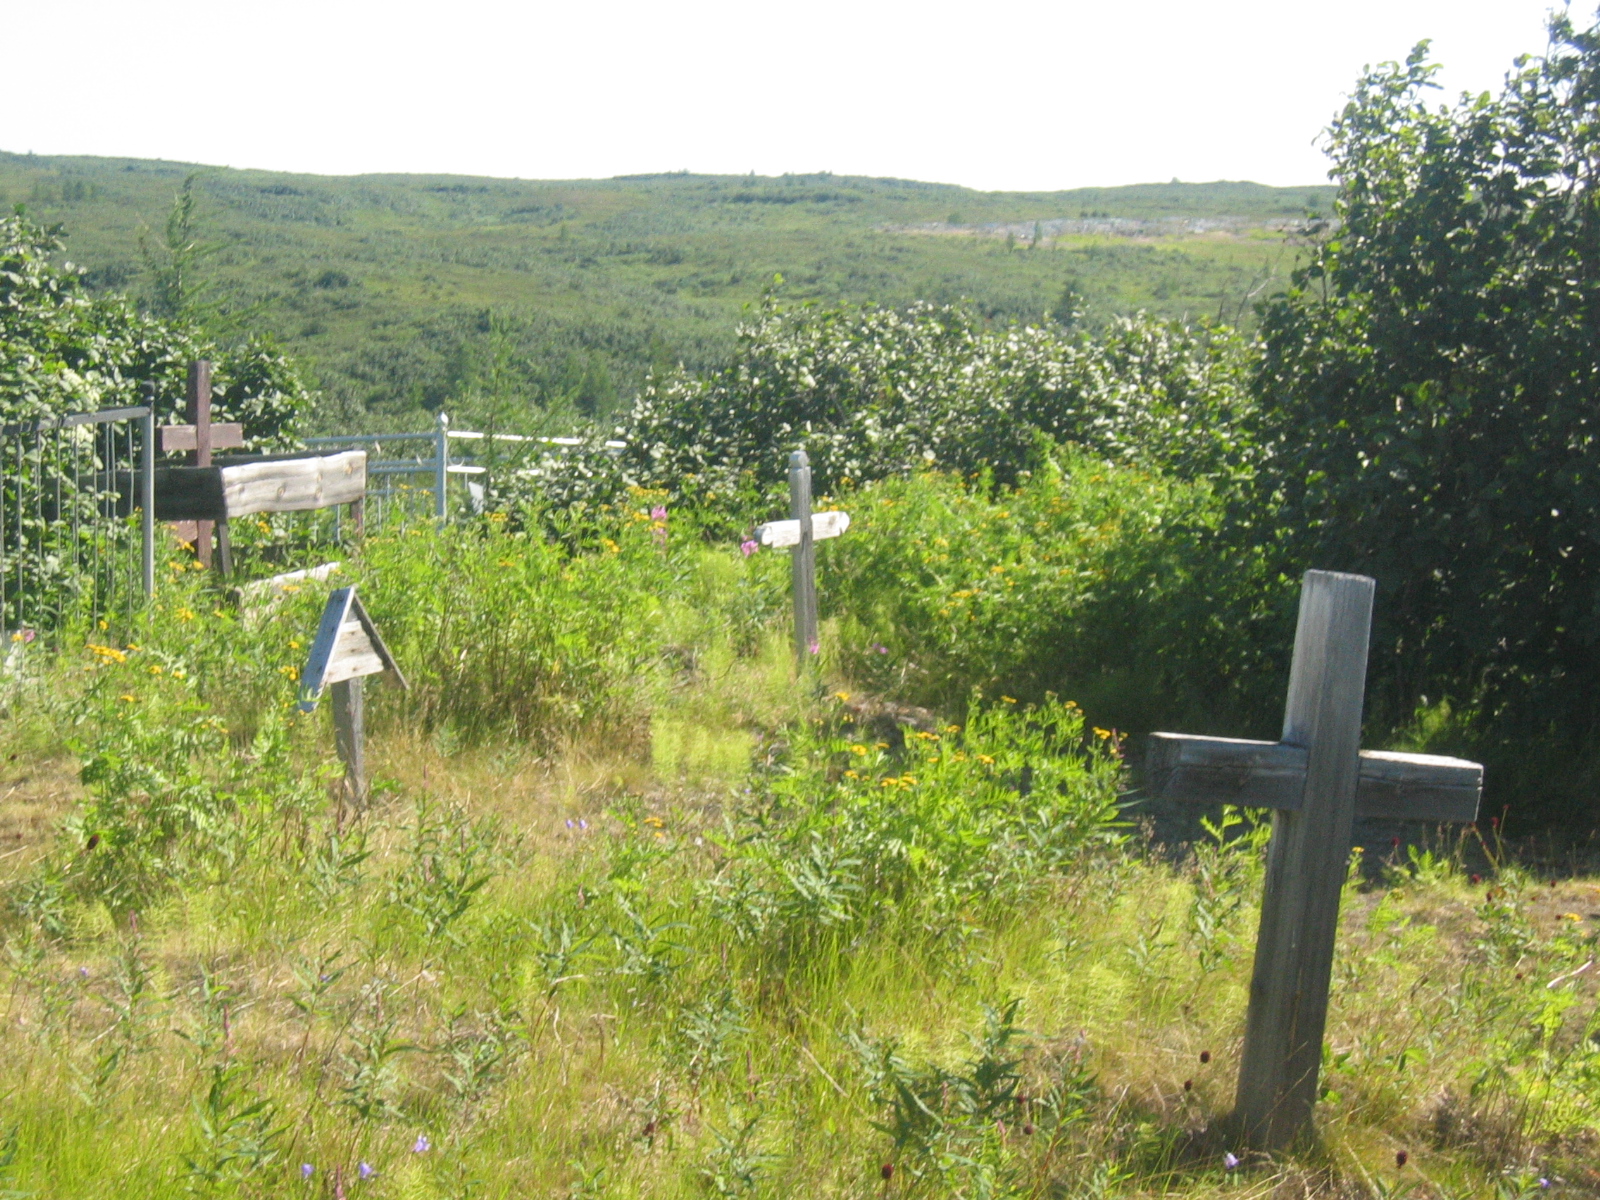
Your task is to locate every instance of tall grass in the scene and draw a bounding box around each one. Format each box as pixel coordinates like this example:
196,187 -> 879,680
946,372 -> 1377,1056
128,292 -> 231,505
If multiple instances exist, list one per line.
0,487 -> 1593,1198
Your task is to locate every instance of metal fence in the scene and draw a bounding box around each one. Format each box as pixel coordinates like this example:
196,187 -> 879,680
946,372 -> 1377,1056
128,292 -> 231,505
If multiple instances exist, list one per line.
1,405 -> 154,638
306,412 -> 623,528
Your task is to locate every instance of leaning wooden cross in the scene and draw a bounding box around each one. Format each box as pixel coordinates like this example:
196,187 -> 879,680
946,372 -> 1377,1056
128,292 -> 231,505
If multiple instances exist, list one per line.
753,449 -> 850,660
297,586 -> 406,806
1147,570 -> 1483,1151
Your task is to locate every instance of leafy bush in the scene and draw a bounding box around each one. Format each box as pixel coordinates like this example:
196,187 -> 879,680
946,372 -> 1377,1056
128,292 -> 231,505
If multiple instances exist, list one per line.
617,298 -> 1254,502
1,213 -> 312,445
1248,15 -> 1600,765
821,449 -> 1285,732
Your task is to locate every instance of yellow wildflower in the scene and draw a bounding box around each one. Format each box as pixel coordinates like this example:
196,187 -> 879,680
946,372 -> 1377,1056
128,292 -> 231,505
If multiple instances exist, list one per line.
849,744 -> 868,756
977,754 -> 995,765
1001,696 -> 1017,704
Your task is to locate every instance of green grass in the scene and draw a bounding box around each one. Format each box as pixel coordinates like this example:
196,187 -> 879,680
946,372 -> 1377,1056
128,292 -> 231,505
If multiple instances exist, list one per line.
0,151 -> 1331,428
0,484 -> 1594,1198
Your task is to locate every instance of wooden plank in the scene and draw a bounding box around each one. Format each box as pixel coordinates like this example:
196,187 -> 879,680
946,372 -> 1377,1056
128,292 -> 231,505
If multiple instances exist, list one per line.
151,452 -> 368,521
161,423 -> 244,453
1146,735 -> 1482,823
238,561 -> 343,616
153,466 -> 226,522
220,450 -> 366,517
1235,570 -> 1374,1150
1355,750 -> 1481,823
348,591 -> 406,688
324,619 -> 386,685
1145,733 -> 1306,808
298,587 -> 357,711
755,510 -> 849,548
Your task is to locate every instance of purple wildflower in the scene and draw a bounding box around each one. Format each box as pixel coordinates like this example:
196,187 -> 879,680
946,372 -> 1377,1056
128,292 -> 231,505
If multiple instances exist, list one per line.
565,818 -> 574,829
358,1162 -> 375,1180
808,639 -> 820,655
413,1135 -> 431,1153
579,818 -> 588,830
78,966 -> 89,978
740,539 -> 759,557
1540,1180 -> 1551,1190
1223,1152 -> 1240,1171
870,642 -> 889,655
302,1163 -> 314,1179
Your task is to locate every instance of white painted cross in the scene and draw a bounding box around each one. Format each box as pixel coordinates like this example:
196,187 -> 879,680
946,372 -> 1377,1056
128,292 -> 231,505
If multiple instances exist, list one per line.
1147,570 -> 1483,1150
751,450 -> 850,661
298,586 -> 406,805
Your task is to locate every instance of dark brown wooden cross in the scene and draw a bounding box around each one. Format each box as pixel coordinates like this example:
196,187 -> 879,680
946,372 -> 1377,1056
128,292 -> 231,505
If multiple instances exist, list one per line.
1147,570 -> 1482,1150
165,361 -> 244,572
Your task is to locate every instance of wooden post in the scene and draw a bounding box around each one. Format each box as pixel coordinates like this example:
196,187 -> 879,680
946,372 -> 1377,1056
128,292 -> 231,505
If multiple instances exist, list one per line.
186,361 -> 213,568
789,450 -> 818,661
1237,571 -> 1372,1148
1146,569 -> 1484,1152
330,677 -> 366,806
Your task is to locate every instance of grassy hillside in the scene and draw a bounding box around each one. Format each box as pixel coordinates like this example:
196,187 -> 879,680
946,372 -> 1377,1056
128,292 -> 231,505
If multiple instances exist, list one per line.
0,151 -> 1331,429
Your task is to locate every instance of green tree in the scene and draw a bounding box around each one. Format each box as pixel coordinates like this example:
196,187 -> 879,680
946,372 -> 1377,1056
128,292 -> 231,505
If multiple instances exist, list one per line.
140,173 -> 214,322
1249,15 -> 1600,781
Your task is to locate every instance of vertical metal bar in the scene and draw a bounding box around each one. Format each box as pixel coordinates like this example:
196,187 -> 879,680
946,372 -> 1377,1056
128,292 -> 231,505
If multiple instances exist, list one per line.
435,411 -> 449,523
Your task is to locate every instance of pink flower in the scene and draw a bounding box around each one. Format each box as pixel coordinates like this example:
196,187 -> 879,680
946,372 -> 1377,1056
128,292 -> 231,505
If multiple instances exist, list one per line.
808,640 -> 820,655
650,506 -> 668,522
740,539 -> 759,557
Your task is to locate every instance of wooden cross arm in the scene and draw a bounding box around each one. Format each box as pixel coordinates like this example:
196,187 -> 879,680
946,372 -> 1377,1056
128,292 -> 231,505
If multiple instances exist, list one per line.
161,422 -> 245,453
754,510 -> 850,547
1146,733 -> 1482,823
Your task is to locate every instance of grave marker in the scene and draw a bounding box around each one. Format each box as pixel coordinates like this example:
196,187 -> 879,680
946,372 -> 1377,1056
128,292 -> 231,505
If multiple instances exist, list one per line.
751,450 -> 850,661
1147,570 -> 1483,1150
298,586 -> 406,805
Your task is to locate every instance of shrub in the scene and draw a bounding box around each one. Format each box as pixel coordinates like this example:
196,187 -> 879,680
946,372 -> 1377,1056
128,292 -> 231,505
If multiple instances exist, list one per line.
820,447 -> 1286,733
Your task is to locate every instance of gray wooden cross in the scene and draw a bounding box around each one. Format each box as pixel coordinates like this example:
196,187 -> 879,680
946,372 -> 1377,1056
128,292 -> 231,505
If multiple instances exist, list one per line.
1147,570 -> 1483,1150
752,450 -> 850,662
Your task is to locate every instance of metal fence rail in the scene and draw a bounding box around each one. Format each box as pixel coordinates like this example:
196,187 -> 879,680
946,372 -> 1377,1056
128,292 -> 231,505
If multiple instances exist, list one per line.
0,404 -> 154,637
306,412 -> 623,527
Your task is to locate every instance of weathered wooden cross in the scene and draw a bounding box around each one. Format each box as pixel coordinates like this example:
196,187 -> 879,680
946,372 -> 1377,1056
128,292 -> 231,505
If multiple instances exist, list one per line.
1147,570 -> 1483,1150
752,450 -> 851,661
297,586 -> 406,806
165,360 -> 244,571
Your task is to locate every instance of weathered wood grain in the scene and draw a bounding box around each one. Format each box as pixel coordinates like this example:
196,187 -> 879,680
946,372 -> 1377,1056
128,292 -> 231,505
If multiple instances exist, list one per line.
161,423 -> 243,453
789,450 -> 818,659
755,509 -> 849,547
1146,734 -> 1483,823
1237,570 -> 1374,1149
153,451 -> 367,520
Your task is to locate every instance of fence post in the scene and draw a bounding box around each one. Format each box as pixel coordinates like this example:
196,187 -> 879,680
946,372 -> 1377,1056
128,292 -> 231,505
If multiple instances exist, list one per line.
789,449 -> 818,661
140,396 -> 155,598
435,411 -> 450,523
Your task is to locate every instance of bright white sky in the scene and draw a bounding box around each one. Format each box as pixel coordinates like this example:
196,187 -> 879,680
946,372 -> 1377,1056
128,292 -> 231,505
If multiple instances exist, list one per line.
2,0 -> 1565,192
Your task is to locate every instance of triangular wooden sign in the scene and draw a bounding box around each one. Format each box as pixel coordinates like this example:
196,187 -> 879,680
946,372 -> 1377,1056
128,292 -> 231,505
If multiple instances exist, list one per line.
297,586 -> 406,712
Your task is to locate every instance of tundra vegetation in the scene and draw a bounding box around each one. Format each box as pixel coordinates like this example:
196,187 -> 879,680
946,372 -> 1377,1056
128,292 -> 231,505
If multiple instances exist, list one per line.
2,14 -> 1600,1200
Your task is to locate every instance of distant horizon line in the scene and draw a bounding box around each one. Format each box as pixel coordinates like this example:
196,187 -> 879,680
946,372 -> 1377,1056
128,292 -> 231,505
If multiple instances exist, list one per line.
0,148 -> 1335,198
